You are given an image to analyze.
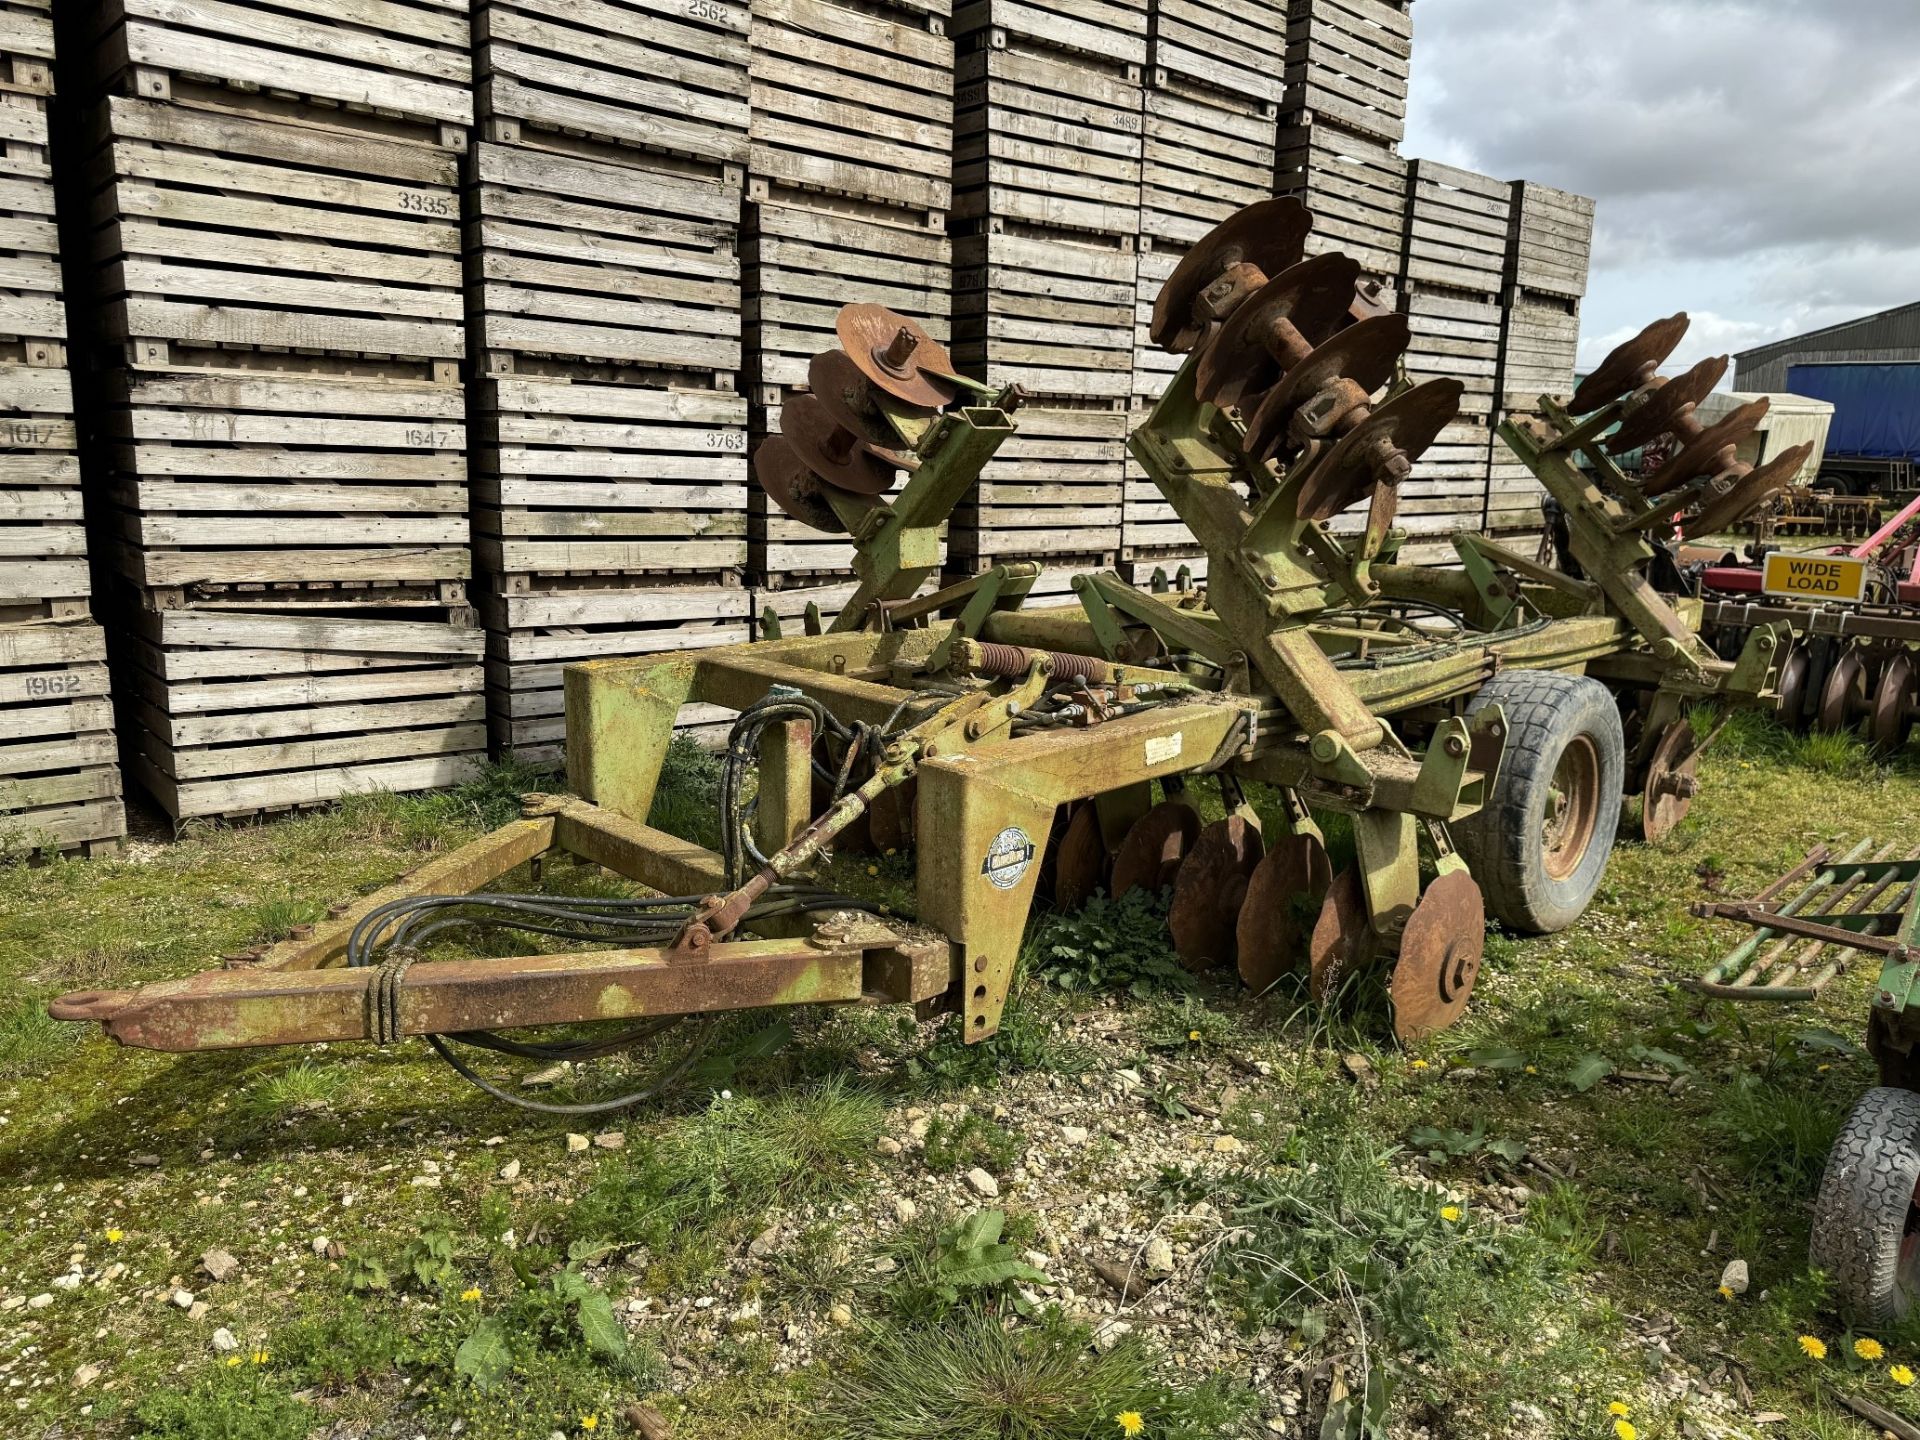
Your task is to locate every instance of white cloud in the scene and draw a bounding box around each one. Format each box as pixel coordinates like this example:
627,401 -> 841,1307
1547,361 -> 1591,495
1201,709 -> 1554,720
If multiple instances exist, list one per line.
1403,1 -> 1919,374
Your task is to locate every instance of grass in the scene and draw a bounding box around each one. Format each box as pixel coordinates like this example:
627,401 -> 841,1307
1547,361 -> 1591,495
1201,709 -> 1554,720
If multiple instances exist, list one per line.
821,1311 -> 1255,1440
7,732 -> 1920,1436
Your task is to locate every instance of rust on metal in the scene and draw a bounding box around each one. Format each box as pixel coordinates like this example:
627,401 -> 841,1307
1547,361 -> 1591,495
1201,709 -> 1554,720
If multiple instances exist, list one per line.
780,392 -> 902,497
1294,379 -> 1463,522
1235,832 -> 1332,992
837,303 -> 957,409
50,938 -> 882,1053
1169,816 -> 1263,970
754,434 -> 851,533
1606,354 -> 1729,453
1194,253 -> 1363,409
1309,866 -> 1376,1004
1150,196 -> 1312,353
1679,441 -> 1815,539
1054,802 -> 1109,910
1110,799 -> 1203,899
1646,397 -> 1771,495
1639,720 -> 1701,843
1389,870 -> 1486,1041
809,348 -> 899,445
1241,313 -> 1409,465
1569,313 -> 1689,413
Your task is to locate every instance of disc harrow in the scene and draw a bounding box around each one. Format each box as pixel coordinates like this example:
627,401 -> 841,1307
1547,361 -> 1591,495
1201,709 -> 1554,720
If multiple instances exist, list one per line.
49,198 -> 1793,1112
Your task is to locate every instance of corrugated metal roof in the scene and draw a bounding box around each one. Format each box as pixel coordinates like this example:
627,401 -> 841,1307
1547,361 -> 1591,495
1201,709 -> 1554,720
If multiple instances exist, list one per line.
1734,300 -> 1920,366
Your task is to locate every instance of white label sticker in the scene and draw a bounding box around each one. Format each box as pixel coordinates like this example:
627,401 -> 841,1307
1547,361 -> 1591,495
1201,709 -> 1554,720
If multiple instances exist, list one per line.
1145,732 -> 1184,766
980,826 -> 1037,891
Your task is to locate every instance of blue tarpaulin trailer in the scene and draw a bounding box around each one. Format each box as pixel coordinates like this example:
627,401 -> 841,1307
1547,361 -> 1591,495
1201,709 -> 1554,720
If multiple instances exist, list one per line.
1787,362 -> 1920,493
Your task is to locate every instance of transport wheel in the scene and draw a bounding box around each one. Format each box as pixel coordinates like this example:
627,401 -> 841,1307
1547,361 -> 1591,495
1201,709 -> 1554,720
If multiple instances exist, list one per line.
1454,672 -> 1625,934
1810,1087 -> 1920,1325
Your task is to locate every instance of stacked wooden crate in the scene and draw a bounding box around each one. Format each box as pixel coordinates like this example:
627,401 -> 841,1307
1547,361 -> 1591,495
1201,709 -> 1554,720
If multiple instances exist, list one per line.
946,0 -> 1144,577
468,0 -> 753,762
67,0 -> 487,820
0,5 -> 126,855
1276,0 -> 1411,287
1392,160 -> 1511,558
1489,181 -> 1595,543
743,0 -> 954,598
1122,0 -> 1283,576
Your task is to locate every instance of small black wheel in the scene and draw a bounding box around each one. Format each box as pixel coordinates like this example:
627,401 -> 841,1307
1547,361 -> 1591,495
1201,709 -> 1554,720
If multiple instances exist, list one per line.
1455,672 -> 1626,933
1811,1087 -> 1920,1325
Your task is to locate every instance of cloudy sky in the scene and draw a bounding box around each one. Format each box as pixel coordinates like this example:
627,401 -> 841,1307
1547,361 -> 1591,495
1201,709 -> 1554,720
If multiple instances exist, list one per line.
1401,0 -> 1920,377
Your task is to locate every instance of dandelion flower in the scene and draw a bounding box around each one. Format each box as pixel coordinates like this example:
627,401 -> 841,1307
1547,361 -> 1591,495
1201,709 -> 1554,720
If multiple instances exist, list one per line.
1798,1335 -> 1827,1360
250,1350 -> 271,1366
460,1287 -> 483,1303
1188,1030 -> 1202,1042
1440,1205 -> 1462,1223
1716,1285 -> 1733,1301
1856,1337 -> 1886,1361
1608,1402 -> 1630,1417
1614,1422 -> 1637,1440
866,865 -> 879,876
1409,1059 -> 1429,1071
1116,1413 -> 1145,1437
579,1417 -> 598,1432
1893,1363 -> 1915,1387
1524,1065 -> 1538,1076
224,1356 -> 242,1368
105,1229 -> 124,1243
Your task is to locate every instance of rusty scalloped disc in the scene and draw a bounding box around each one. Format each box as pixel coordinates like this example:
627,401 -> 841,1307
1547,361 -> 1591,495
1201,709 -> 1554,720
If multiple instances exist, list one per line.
1308,867 -> 1377,1006
1679,442 -> 1815,539
1194,253 -> 1363,411
836,304 -> 958,409
754,435 -> 848,534
1817,650 -> 1869,735
1389,871 -> 1486,1043
1110,799 -> 1203,900
1235,833 -> 1333,993
1053,802 -> 1109,911
1169,817 -> 1265,972
1569,313 -> 1690,414
1777,646 -> 1812,731
1293,378 -> 1464,522
1872,651 -> 1917,755
1151,198 -> 1314,354
1241,313 -> 1410,466
809,348 -> 903,445
1605,355 -> 1730,454
1640,721 -> 1701,844
1643,397 -> 1771,497
782,391 -> 902,497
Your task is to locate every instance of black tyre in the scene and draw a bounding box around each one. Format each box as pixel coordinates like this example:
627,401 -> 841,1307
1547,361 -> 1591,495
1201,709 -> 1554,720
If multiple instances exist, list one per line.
1811,1087 -> 1920,1325
1456,671 -> 1625,933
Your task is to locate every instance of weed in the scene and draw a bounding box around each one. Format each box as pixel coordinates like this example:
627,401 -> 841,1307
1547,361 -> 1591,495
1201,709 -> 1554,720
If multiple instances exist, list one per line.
275,1309 -> 407,1391
1027,889 -> 1195,997
568,1077 -> 882,1262
245,896 -> 325,944
242,1059 -> 348,1119
1191,1123 -> 1590,1423
905,982 -> 1098,1092
821,1309 -> 1250,1440
647,735 -> 725,849
1709,1073 -> 1844,1196
0,990 -> 75,1078
922,1110 -> 1020,1175
132,1368 -> 314,1440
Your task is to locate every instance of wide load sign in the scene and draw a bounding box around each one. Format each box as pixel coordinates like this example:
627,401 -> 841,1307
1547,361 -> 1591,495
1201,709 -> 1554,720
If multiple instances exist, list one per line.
1761,551 -> 1871,604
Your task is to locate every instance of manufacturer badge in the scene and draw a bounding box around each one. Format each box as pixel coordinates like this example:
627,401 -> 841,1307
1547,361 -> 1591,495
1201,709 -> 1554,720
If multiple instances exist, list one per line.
980,826 -> 1037,890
